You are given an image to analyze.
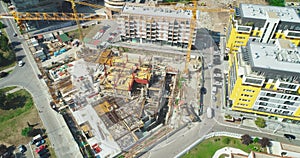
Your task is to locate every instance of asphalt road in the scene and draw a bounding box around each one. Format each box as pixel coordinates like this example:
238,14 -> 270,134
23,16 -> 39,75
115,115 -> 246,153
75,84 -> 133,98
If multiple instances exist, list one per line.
0,2 -> 81,158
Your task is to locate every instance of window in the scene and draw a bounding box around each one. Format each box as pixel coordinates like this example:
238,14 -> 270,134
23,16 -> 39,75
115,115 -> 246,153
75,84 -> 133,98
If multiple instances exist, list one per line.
243,89 -> 255,93
259,102 -> 268,106
283,101 -> 295,105
259,97 -> 269,101
239,98 -> 250,102
236,36 -> 245,39
266,93 -> 276,97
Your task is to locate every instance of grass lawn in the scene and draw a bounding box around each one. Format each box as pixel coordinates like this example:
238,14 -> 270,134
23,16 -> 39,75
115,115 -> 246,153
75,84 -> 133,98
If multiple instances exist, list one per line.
0,86 -> 17,93
0,88 -> 43,146
182,136 -> 266,158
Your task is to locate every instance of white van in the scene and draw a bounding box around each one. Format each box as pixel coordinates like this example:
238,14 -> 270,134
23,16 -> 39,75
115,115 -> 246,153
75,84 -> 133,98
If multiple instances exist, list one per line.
18,61 -> 24,67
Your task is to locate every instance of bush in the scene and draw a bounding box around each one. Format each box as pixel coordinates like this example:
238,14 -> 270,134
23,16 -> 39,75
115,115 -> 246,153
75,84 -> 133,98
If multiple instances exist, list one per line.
21,127 -> 32,137
225,114 -> 232,119
222,137 -> 231,144
267,0 -> 284,6
253,137 -> 259,143
255,117 -> 266,128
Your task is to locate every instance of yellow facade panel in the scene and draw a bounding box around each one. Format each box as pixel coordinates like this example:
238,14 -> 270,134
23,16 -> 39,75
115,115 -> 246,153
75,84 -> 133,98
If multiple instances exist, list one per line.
294,107 -> 300,117
230,77 -> 261,109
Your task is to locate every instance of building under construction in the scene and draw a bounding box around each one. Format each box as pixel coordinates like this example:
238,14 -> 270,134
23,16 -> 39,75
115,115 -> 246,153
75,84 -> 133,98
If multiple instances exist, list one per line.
43,46 -> 181,157
117,3 -> 197,48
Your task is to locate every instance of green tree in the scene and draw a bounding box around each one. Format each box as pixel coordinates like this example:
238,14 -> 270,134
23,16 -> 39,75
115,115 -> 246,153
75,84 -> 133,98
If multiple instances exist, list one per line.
0,90 -> 6,106
0,21 -> 3,29
21,127 -> 32,137
222,137 -> 231,144
267,0 -> 285,7
253,137 -> 260,143
0,35 -> 9,51
255,117 -> 266,128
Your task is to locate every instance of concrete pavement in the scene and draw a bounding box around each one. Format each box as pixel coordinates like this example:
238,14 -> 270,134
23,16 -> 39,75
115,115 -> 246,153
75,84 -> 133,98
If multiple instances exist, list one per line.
213,147 -> 248,158
0,1 -> 82,158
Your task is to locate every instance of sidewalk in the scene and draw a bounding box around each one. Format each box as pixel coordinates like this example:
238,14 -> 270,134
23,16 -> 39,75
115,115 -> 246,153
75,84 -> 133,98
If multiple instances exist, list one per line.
212,147 -> 248,158
0,66 -> 15,73
5,87 -> 23,95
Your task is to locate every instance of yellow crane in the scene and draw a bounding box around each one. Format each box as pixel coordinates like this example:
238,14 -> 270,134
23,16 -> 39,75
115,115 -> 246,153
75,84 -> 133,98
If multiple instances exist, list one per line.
0,1 -> 234,72
0,0 -> 108,41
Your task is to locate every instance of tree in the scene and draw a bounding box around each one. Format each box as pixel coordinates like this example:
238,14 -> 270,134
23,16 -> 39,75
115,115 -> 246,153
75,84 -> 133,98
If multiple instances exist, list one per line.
0,35 -> 9,51
255,117 -> 266,128
0,22 -> 3,29
253,137 -> 260,143
21,127 -> 32,137
222,137 -> 231,144
259,137 -> 271,147
241,134 -> 252,145
0,90 -> 6,106
267,0 -> 285,7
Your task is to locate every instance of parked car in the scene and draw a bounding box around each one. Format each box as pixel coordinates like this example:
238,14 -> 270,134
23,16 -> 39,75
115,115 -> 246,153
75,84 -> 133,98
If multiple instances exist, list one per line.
37,74 -> 43,79
284,134 -> 296,140
13,33 -> 18,37
38,149 -> 49,156
35,139 -> 45,147
50,101 -> 58,111
40,152 -> 51,158
18,60 -> 24,67
18,145 -> 27,153
35,145 -> 46,153
0,72 -> 8,78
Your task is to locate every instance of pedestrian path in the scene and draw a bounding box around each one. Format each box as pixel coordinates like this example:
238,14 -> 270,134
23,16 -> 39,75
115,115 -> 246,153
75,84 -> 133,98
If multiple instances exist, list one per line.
0,65 -> 15,73
5,87 -> 23,95
212,147 -> 248,158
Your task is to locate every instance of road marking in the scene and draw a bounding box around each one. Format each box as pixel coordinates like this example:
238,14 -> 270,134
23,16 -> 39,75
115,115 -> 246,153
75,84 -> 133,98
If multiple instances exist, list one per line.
27,142 -> 36,158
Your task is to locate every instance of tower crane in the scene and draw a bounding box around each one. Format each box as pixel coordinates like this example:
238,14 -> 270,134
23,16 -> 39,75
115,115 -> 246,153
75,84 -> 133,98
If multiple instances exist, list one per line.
0,1 -> 234,73
0,0 -> 108,41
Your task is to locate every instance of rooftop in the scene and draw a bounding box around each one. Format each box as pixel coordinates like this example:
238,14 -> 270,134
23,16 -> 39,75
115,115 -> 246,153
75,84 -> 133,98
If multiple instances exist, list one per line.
242,40 -> 300,75
240,3 -> 300,22
122,3 -> 193,19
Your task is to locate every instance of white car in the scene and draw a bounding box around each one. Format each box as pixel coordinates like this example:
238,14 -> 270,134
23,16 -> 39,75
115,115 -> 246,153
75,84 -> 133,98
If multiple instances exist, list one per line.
18,61 -> 24,67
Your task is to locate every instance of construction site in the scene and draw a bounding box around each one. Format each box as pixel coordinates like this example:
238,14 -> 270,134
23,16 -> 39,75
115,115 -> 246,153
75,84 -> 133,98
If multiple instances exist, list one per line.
40,41 -> 202,157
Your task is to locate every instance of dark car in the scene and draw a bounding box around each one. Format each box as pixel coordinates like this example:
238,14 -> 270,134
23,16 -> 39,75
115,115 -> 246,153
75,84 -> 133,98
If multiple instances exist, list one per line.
200,87 -> 207,94
13,33 -> 17,37
284,134 -> 296,140
213,68 -> 222,74
40,152 -> 51,158
37,74 -> 43,79
38,149 -> 49,156
0,72 -> 8,78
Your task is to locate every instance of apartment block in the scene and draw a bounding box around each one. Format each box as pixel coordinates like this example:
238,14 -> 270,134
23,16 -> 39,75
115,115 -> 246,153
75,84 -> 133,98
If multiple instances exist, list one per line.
117,3 -> 196,48
228,39 -> 300,120
226,4 -> 300,53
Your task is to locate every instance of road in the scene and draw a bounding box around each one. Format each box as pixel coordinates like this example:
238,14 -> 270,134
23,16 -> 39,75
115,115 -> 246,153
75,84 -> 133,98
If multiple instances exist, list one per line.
0,2 -> 81,158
